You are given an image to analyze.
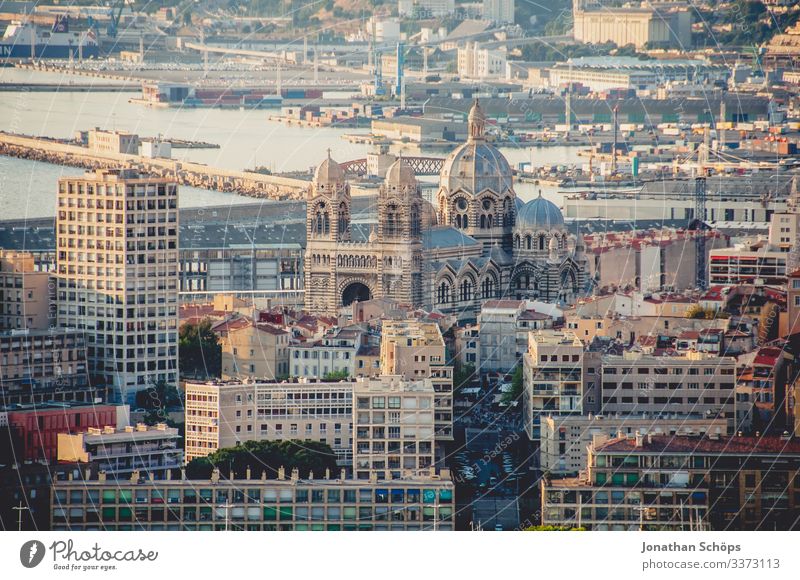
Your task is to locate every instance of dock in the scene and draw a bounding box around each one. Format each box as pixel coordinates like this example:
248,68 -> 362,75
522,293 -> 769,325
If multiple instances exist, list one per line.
0,131 -> 309,200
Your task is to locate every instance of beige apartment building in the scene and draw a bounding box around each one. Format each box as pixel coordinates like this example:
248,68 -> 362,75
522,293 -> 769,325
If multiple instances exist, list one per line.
354,375 -> 436,481
540,413 -> 728,475
0,250 -> 51,331
380,320 -> 453,440
221,321 -> 290,380
56,169 -> 179,404
184,379 -> 353,465
598,350 -> 737,421
522,331 -> 585,440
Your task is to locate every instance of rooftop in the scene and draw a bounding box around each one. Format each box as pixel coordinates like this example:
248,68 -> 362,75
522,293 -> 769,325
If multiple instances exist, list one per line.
595,435 -> 800,455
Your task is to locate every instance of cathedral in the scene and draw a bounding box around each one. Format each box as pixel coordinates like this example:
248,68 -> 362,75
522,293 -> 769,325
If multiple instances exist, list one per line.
304,101 -> 590,318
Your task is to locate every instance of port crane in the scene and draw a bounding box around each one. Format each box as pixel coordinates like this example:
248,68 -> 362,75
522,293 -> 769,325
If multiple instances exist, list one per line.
106,0 -> 127,38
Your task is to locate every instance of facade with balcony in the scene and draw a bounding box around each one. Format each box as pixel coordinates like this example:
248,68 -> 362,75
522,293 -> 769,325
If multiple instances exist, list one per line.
542,434 -> 800,531
57,423 -> 182,479
51,467 -> 455,531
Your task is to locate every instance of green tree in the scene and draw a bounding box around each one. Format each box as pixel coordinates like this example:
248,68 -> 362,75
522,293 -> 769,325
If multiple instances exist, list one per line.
454,363 -> 476,391
502,365 -> 524,404
185,439 -> 339,479
179,319 -> 222,378
525,525 -> 586,531
322,369 -> 349,381
135,380 -> 182,411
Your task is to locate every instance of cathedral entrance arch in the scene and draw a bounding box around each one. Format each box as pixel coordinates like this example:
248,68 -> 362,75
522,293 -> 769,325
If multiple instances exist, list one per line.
341,281 -> 371,306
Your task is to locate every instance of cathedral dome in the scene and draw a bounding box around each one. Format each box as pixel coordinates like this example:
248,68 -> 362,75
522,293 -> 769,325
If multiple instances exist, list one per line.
439,100 -> 513,197
384,157 -> 417,188
516,194 -> 564,231
313,154 -> 345,187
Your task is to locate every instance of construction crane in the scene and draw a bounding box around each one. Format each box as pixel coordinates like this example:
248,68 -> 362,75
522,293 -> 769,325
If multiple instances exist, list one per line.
107,0 -> 126,39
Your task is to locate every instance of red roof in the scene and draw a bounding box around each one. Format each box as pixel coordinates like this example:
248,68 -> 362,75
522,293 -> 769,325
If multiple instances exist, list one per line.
596,435 -> 800,455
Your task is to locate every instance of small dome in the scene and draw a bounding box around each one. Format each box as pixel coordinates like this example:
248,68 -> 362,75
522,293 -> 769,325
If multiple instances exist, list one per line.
421,199 -> 438,227
314,155 -> 345,186
385,157 -> 417,188
516,194 -> 564,231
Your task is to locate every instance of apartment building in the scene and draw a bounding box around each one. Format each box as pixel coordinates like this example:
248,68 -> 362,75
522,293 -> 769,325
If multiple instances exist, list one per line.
709,244 -> 788,286
522,331 -> 585,440
221,320 -> 290,380
87,128 -> 140,155
540,413 -> 729,475
56,169 -> 179,404
2,402 -> 126,463
542,434 -> 800,531
454,324 -> 480,369
354,375 -> 436,481
57,423 -> 182,479
788,269 -> 800,338
457,42 -> 506,79
598,350 -> 738,423
289,326 -> 367,379
0,250 -> 51,331
184,379 -> 353,465
479,300 -> 524,373
51,467 -> 455,531
379,320 -> 453,440
483,0 -> 513,23
0,328 -> 102,405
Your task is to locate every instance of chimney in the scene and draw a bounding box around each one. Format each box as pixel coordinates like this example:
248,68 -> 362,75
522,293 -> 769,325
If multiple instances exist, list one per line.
340,468 -> 346,481
166,469 -> 172,481
246,466 -> 251,480
290,468 -> 299,483
211,468 -> 220,484
278,466 -> 286,480
98,470 -> 107,483
634,431 -> 644,447
130,469 -> 140,483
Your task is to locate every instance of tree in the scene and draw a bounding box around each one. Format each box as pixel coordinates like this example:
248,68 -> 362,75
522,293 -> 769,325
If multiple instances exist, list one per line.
454,363 -> 476,391
322,369 -> 349,381
185,440 -> 339,479
524,525 -> 586,531
502,365 -> 524,404
179,320 -> 222,378
135,380 -> 181,412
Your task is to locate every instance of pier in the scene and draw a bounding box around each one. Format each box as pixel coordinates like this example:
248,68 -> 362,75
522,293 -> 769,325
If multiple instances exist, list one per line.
0,131 -> 309,200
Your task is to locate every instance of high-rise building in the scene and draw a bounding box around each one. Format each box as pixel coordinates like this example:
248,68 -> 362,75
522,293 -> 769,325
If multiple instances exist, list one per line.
522,331 -> 585,439
379,320 -> 453,440
353,375 -> 436,481
56,169 -> 179,404
483,0 -> 514,23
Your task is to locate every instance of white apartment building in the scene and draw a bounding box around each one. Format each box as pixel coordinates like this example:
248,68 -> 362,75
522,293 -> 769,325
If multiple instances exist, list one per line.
398,0 -> 455,17
289,326 -> 366,379
354,375 -> 436,481
184,379 -> 354,465
522,331 -> 585,440
57,423 -> 182,479
56,169 -> 179,404
483,0 -> 514,23
540,413 -> 728,475
458,42 -> 507,79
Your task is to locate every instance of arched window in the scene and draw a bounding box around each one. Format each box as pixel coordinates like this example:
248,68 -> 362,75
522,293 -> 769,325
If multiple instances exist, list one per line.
487,214 -> 493,228
338,202 -> 349,238
480,215 -> 486,229
538,235 -> 545,251
437,282 -> 451,304
526,235 -> 532,250
410,205 -> 420,238
481,277 -> 494,299
459,279 -> 473,302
